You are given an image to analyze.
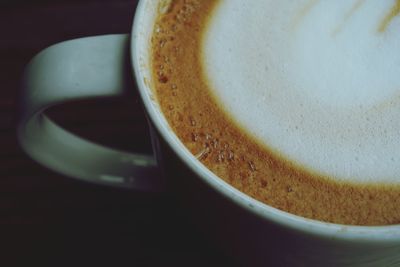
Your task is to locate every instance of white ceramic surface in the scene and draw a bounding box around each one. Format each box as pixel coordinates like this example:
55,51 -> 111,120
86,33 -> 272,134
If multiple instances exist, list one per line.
17,1 -> 400,266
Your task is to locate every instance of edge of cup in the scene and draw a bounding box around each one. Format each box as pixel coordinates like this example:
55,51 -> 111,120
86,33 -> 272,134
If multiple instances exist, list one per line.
131,0 -> 400,243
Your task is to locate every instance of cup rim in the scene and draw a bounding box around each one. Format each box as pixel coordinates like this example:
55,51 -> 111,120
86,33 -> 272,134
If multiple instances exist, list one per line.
131,0 -> 400,242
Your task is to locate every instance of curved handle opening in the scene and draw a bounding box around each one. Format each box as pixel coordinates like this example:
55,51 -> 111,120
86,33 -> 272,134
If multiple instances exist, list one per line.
17,34 -> 165,191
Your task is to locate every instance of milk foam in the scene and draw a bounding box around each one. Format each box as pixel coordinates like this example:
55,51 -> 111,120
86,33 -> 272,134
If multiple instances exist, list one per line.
203,0 -> 400,183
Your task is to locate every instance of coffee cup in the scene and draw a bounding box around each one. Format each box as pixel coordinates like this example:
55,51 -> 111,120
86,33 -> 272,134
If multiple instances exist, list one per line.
17,0 -> 400,266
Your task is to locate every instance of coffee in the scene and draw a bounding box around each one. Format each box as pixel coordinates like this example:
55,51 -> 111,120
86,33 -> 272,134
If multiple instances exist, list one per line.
150,0 -> 400,225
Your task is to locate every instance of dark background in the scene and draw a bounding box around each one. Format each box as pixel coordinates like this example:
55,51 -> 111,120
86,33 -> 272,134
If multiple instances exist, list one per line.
0,1 -> 234,266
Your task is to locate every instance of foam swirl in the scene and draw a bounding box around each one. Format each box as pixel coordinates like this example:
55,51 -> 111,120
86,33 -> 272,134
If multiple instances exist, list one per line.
203,0 -> 400,183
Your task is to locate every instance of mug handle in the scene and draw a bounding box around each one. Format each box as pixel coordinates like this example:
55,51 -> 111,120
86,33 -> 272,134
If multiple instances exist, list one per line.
17,34 -> 165,191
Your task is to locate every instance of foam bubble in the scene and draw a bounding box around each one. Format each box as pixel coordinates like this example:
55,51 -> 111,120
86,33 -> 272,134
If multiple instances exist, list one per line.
203,0 -> 400,183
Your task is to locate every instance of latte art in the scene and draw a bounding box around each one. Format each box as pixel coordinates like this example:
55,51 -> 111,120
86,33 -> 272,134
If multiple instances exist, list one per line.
203,0 -> 400,183
151,0 -> 400,225
379,0 -> 400,32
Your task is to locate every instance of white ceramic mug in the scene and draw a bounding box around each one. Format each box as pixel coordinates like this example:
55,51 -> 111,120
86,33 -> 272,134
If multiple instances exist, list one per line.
17,1 -> 400,266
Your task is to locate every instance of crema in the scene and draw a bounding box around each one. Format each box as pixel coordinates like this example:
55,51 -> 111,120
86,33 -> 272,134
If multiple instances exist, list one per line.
151,0 -> 400,225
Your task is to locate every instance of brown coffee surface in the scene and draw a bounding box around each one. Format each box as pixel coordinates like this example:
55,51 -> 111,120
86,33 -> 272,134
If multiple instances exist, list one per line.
150,0 -> 400,225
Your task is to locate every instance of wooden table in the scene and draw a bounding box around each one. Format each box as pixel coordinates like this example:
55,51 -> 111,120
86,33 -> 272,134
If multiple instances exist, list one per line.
1,1 -> 235,266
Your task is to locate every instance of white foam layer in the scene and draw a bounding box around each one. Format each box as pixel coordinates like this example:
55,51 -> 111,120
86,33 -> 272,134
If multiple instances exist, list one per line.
203,0 -> 400,183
